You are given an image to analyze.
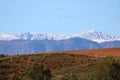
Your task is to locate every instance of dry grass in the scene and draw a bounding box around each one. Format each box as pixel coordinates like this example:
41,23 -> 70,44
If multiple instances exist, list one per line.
0,48 -> 120,80
52,48 -> 120,57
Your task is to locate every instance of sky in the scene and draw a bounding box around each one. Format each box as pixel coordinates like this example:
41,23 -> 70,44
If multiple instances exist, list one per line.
0,0 -> 120,36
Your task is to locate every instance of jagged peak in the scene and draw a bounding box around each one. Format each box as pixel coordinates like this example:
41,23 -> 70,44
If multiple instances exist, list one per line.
0,30 -> 120,42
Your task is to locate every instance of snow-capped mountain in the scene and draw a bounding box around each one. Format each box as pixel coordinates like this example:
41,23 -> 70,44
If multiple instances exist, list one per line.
0,32 -> 68,40
0,30 -> 119,42
16,32 -> 68,40
0,32 -> 17,40
71,30 -> 120,43
0,30 -> 120,54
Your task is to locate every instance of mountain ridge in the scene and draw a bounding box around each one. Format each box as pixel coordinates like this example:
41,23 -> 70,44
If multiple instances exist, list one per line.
0,37 -> 101,54
0,30 -> 120,43
0,30 -> 120,54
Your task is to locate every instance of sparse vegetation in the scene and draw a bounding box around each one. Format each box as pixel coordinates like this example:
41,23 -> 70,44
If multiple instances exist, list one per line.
0,49 -> 120,80
24,63 -> 52,80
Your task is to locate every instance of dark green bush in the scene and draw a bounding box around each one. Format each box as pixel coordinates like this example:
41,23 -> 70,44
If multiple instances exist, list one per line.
0,54 -> 5,58
10,73 -> 22,80
25,63 -> 52,80
109,61 -> 120,80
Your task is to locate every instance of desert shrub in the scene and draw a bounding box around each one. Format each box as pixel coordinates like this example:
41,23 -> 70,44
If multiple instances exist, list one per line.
0,69 -> 6,75
10,73 -> 22,80
52,75 -> 65,80
109,60 -> 120,80
25,63 -> 52,80
67,71 -> 77,80
0,63 -> 10,68
0,54 -> 5,58
96,57 -> 120,80
0,58 -> 3,62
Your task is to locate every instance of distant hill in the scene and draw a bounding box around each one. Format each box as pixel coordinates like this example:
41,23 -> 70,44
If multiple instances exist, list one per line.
101,41 -> 120,48
0,48 -> 120,80
0,38 -> 101,54
59,48 -> 120,57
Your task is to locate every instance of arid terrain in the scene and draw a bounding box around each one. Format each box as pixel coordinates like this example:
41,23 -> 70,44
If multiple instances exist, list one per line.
48,48 -> 120,57
0,48 -> 120,80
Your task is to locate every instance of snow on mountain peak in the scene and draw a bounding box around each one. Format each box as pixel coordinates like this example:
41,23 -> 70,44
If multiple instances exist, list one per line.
15,32 -> 68,40
71,30 -> 119,43
0,32 -> 17,40
0,30 -> 119,42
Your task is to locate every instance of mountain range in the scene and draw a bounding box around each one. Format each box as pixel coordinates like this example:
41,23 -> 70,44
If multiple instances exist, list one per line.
0,30 -> 120,42
0,30 -> 120,54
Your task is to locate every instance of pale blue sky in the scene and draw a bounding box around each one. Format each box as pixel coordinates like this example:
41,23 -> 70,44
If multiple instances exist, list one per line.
0,0 -> 120,36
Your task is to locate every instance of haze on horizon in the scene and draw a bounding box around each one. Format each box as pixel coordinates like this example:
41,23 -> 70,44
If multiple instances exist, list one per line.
0,0 -> 120,36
